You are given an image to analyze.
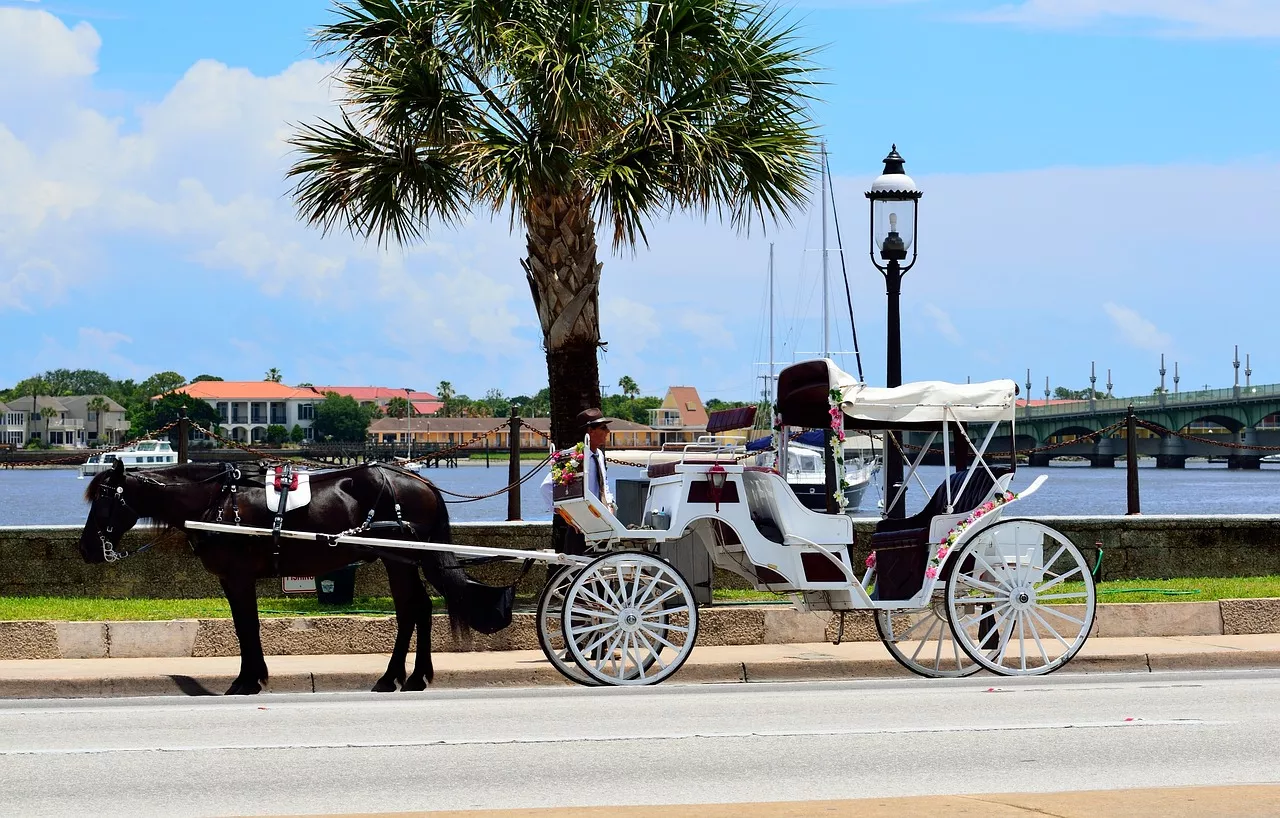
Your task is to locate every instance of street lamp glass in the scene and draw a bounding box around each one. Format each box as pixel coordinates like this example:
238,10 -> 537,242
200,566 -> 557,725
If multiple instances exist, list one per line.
872,198 -> 916,255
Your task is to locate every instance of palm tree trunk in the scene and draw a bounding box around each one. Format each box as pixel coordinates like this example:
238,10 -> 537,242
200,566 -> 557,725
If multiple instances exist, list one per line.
522,186 -> 603,449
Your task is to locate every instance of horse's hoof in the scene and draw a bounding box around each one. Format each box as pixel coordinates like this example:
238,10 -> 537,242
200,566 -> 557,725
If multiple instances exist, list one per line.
400,676 -> 427,692
371,677 -> 399,693
225,681 -> 261,695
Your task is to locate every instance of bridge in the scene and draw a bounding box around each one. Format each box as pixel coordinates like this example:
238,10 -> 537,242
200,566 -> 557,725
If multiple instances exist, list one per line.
940,383 -> 1280,469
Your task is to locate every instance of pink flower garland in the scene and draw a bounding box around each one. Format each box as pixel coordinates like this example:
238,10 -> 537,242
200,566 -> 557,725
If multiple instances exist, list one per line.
865,489 -> 1019,582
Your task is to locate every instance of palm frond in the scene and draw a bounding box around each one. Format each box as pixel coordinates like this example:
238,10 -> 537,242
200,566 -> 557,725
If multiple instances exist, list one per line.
286,113 -> 470,246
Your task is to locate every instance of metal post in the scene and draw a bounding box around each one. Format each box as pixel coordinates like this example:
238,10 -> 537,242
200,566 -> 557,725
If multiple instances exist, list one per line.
507,407 -> 521,521
1025,369 -> 1032,420
1126,404 -> 1140,515
1233,345 -> 1241,400
1090,362 -> 1097,413
1246,353 -> 1252,388
884,257 -> 904,518
1173,362 -> 1180,394
1159,354 -> 1167,407
178,406 -> 189,464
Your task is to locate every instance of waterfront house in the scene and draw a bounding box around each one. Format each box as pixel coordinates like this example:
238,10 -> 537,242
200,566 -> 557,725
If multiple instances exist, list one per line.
171,381 -> 322,444
646,386 -> 709,445
0,401 -> 24,447
57,395 -> 130,445
171,382 -> 445,445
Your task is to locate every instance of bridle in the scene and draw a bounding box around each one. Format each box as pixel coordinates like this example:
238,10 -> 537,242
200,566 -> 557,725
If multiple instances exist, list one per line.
93,473 -> 140,563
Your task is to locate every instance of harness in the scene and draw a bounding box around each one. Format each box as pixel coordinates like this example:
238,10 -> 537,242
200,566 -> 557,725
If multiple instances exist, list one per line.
95,482 -> 141,563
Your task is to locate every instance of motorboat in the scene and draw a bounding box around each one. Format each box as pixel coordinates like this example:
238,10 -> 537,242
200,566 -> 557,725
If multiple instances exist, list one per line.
79,440 -> 180,477
747,432 -> 878,513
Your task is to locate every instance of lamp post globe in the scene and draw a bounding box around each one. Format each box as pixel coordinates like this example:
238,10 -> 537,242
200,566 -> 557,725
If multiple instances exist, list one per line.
866,145 -> 922,518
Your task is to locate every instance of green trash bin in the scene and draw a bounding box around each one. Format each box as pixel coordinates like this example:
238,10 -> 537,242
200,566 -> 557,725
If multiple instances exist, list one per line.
317,564 -> 358,605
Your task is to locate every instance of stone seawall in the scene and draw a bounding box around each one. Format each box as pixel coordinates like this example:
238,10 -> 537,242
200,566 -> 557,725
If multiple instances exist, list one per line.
2,515 -> 1279,599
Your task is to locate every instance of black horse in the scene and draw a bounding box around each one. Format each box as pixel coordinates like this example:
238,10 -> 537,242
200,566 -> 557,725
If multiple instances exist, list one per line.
79,459 -> 512,695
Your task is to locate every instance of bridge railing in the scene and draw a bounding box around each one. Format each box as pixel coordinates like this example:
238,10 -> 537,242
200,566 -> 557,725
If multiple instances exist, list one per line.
1022,383 -> 1280,419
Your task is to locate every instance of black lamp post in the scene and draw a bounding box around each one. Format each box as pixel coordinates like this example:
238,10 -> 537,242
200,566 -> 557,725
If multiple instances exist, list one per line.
866,145 -> 921,518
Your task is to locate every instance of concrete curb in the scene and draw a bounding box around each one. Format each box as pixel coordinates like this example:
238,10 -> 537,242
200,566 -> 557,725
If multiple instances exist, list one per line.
2,599 -> 1279,661
4,639 -> 1280,699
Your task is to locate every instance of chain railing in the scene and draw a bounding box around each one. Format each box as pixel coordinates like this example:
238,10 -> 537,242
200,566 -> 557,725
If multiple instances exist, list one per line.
1135,418 -> 1280,452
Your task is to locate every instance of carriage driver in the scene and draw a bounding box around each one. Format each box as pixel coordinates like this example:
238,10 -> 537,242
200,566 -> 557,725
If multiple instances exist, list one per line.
540,408 -> 615,511
541,409 -> 615,556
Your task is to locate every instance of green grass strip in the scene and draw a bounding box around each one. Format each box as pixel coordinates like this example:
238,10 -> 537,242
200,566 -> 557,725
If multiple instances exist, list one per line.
1,576 -> 1277,621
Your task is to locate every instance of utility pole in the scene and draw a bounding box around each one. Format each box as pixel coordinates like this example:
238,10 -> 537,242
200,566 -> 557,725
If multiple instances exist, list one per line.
1173,361 -> 1180,394
1159,354 -> 1167,407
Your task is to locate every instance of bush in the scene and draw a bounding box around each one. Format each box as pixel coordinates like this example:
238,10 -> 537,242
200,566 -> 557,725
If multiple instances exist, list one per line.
265,424 -> 289,445
290,424 -> 306,444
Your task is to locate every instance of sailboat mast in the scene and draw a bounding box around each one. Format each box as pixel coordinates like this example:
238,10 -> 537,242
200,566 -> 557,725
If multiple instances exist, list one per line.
820,142 -> 829,359
768,242 -> 775,407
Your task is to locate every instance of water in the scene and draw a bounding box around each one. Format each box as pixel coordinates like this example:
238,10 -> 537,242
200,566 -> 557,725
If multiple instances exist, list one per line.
3,461 -> 1280,527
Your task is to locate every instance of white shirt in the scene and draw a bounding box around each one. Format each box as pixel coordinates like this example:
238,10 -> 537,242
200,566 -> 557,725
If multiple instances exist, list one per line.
541,446 -> 613,510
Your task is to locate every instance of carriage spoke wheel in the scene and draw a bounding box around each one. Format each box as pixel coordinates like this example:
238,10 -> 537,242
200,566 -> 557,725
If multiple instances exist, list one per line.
536,566 -> 599,687
875,594 -> 982,678
945,519 -> 1096,677
562,552 -> 697,687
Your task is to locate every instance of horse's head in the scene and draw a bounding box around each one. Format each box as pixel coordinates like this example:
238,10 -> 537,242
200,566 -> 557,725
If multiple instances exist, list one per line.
79,459 -> 140,563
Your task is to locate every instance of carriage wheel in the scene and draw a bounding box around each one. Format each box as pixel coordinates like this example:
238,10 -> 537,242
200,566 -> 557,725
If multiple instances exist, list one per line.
875,594 -> 982,679
536,566 -> 598,687
945,519 -> 1096,676
562,552 -> 697,687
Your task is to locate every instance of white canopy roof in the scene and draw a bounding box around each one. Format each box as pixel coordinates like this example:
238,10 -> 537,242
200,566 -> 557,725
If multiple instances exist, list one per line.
821,360 -> 1017,425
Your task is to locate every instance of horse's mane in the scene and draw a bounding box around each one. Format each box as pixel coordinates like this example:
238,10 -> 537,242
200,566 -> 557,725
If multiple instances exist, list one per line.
82,462 -> 234,503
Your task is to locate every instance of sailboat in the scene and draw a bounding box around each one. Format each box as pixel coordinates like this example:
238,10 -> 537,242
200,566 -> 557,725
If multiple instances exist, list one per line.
749,145 -> 880,513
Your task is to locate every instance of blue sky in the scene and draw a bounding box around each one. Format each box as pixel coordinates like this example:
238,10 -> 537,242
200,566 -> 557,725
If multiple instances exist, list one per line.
2,0 -> 1278,404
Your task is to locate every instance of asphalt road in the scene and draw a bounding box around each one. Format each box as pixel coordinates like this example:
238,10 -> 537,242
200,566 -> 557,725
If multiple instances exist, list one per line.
2,670 -> 1278,817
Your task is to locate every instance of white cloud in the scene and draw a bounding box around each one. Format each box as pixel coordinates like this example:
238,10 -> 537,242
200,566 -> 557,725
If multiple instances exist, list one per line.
1102,302 -> 1172,351
0,8 -> 99,80
968,0 -> 1280,38
923,303 -> 963,345
30,327 -> 152,379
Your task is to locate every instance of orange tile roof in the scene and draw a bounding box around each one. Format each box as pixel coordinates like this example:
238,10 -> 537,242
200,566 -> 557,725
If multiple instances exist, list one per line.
171,382 -> 316,401
310,386 -> 439,402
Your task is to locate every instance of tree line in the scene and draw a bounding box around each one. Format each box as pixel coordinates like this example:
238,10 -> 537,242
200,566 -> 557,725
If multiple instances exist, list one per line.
1,368 -> 757,447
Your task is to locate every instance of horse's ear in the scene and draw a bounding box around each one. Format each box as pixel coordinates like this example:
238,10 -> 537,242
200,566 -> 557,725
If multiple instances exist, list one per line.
110,458 -> 125,479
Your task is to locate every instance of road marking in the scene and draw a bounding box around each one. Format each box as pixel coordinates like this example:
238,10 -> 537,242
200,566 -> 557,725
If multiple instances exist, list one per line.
0,718 -> 1215,757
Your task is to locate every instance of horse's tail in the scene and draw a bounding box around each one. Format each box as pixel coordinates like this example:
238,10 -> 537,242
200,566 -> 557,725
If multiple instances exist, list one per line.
417,483 -> 514,638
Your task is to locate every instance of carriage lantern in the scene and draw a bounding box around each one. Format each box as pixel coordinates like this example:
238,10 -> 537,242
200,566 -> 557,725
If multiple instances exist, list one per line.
866,145 -> 922,517
706,463 -> 728,511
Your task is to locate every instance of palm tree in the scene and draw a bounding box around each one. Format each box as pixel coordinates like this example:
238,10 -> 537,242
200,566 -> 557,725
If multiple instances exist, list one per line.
287,0 -> 818,447
618,375 -> 640,401
39,406 -> 57,443
265,368 -> 283,383
436,381 -> 455,417
87,396 -> 109,444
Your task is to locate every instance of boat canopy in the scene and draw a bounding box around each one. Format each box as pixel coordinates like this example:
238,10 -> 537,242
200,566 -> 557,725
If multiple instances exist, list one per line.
776,359 -> 1018,430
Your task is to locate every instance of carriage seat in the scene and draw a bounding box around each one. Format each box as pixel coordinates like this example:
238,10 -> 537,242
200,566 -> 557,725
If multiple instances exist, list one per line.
741,469 -> 852,547
869,466 -> 1011,600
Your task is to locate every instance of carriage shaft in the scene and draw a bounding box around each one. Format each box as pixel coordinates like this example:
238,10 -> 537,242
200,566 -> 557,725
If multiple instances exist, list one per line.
185,521 -> 590,566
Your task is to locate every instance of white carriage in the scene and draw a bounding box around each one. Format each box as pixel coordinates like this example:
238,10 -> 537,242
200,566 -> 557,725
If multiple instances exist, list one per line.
541,358 -> 1097,685
188,359 -> 1097,687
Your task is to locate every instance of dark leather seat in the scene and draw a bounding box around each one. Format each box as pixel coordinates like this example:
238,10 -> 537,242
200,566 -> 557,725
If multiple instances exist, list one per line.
870,467 -> 1009,600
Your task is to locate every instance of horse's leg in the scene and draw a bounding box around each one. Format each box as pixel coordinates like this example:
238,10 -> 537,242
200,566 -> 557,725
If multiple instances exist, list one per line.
402,568 -> 435,691
220,574 -> 268,695
373,562 -> 417,692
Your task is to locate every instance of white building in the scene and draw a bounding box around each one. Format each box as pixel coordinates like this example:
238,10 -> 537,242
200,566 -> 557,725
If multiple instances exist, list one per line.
171,382 -> 322,444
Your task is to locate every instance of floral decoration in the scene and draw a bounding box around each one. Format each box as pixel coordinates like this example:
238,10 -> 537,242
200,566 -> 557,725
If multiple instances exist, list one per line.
865,488 -> 1019,581
828,388 -> 849,512
550,442 -> 586,486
